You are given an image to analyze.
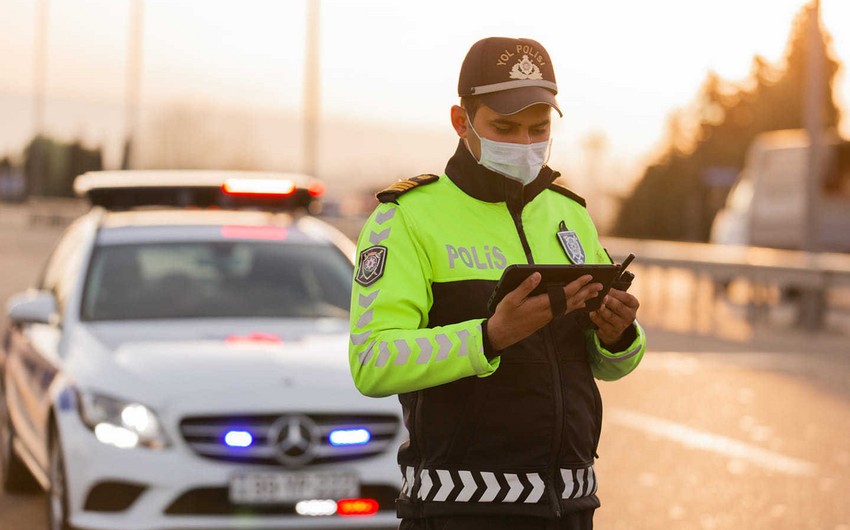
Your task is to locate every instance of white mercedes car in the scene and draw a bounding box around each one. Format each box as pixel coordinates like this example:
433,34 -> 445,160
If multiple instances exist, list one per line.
0,171 -> 403,530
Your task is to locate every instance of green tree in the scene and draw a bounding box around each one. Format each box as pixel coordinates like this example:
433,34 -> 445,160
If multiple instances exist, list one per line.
23,135 -> 103,198
613,4 -> 841,241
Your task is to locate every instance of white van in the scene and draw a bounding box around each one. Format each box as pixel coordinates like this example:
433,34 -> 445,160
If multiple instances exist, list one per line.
710,129 -> 850,252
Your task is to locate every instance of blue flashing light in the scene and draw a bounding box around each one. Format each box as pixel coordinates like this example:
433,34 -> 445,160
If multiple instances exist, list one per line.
224,430 -> 254,448
328,428 -> 371,447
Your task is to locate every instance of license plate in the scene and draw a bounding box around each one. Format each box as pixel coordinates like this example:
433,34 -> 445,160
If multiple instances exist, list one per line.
229,471 -> 359,504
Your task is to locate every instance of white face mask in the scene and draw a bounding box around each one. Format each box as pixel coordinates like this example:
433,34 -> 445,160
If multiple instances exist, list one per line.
466,114 -> 552,186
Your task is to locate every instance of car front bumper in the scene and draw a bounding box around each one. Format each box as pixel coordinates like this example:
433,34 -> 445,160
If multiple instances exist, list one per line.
55,411 -> 401,530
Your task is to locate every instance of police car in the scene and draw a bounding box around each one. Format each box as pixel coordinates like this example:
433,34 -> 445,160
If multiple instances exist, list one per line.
0,171 -> 402,530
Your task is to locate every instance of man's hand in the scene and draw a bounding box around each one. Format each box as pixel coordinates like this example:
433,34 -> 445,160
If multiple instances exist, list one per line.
487,272 -> 603,352
589,289 -> 640,347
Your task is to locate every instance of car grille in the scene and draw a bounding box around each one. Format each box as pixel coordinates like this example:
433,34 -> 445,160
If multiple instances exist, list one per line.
179,413 -> 400,466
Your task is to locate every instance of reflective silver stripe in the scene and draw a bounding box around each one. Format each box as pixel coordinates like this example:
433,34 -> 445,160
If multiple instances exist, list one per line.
456,329 -> 471,356
469,79 -> 557,95
416,337 -> 433,364
418,469 -> 433,500
358,290 -> 379,308
525,473 -> 545,503
400,466 -> 411,496
575,468 -> 586,498
394,339 -> 411,365
375,342 -> 391,367
356,309 -> 373,328
369,228 -> 390,245
405,466 -> 415,497
358,341 -> 376,365
435,334 -> 452,360
560,465 -> 596,499
561,468 -> 575,499
456,471 -> 476,502
503,473 -> 523,502
479,472 -> 499,502
603,341 -> 642,362
351,330 -> 371,345
433,469 -> 453,501
375,208 -> 396,224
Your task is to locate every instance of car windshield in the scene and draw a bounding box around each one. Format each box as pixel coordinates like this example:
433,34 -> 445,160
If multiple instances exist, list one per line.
81,241 -> 353,321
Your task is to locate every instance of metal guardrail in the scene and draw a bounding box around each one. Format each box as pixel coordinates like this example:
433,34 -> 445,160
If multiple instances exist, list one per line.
601,237 -> 850,331
0,197 -> 87,228
2,200 -> 848,330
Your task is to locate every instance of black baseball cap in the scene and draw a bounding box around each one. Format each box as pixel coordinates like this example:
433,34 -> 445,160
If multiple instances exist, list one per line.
458,37 -> 562,117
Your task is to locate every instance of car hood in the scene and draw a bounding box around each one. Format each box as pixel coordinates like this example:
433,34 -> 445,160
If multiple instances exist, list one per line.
64,318 -> 393,414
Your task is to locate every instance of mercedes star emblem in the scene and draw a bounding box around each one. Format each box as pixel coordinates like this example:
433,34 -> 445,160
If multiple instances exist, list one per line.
269,415 -> 320,467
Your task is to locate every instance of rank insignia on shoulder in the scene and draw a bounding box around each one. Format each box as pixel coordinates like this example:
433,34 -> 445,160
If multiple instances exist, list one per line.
547,182 -> 587,208
376,174 -> 439,203
355,245 -> 388,287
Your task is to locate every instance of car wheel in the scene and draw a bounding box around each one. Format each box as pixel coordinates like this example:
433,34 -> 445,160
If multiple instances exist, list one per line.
47,423 -> 76,530
0,386 -> 38,492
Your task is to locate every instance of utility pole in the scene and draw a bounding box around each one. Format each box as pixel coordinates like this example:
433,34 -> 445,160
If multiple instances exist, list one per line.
803,0 -> 825,252
124,0 -> 145,169
801,0 -> 826,329
303,0 -> 320,178
30,0 -> 49,195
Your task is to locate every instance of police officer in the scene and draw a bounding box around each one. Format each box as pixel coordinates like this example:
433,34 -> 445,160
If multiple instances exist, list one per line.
349,37 -> 646,530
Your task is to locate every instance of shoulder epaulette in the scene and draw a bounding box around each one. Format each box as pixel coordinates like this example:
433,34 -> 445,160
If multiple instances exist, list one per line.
376,174 -> 439,203
547,182 -> 586,208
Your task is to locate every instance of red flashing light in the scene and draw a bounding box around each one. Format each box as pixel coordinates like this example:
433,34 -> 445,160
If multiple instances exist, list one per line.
307,181 -> 326,197
222,178 -> 296,197
336,498 -> 379,516
221,226 -> 288,240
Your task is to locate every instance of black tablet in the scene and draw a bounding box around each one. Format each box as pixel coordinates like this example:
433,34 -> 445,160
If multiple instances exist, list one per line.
487,264 -> 621,314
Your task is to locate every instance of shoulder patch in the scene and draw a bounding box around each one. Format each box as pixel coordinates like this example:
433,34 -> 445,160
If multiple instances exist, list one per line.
376,174 -> 439,203
547,182 -> 587,208
355,245 -> 387,287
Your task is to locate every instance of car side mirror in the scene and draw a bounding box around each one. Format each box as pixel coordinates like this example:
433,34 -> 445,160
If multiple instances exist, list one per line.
6,290 -> 58,325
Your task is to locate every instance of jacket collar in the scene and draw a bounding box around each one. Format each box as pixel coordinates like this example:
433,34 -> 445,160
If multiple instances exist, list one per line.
444,140 -> 559,213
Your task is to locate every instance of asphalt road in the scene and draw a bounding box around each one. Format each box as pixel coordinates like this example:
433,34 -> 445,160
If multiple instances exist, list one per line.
1,220 -> 849,530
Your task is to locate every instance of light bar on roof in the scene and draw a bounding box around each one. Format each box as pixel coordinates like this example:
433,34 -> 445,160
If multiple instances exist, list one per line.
222,178 -> 296,197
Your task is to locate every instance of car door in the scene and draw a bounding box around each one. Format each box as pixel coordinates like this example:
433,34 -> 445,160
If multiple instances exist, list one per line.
5,220 -> 89,474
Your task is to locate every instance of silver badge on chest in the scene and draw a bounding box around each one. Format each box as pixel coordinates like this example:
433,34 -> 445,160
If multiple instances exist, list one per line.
557,225 -> 586,264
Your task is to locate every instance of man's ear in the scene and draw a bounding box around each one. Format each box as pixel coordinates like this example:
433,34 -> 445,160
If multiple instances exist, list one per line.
450,105 -> 469,138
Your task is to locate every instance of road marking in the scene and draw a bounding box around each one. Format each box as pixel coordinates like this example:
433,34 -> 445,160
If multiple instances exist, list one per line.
607,409 -> 817,476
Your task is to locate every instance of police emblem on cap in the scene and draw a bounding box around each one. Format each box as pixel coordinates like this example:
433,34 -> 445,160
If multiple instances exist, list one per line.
356,245 -> 388,287
557,230 -> 586,265
510,55 -> 543,80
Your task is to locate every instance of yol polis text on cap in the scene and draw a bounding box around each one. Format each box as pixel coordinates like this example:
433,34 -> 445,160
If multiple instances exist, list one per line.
458,37 -> 562,117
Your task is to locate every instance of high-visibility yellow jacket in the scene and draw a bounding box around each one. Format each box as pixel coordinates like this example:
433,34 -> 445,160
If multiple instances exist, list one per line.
349,141 -> 646,519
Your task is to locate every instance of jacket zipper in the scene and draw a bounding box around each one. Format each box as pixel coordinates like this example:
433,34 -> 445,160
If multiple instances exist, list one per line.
508,204 -> 564,518
511,210 -> 534,265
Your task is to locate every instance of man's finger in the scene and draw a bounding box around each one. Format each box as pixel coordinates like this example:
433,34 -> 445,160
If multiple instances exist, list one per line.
563,278 -> 602,311
606,289 -> 640,311
506,272 -> 541,305
563,275 -> 594,297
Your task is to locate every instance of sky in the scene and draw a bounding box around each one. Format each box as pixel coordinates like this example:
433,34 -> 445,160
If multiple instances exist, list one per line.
1,0 -> 849,200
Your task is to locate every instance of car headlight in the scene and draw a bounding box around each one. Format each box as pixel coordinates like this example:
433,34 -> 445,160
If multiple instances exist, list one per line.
78,392 -> 169,449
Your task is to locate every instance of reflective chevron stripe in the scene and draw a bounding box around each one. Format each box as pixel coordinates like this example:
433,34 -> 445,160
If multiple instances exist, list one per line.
402,465 -> 597,504
400,466 -> 415,498
561,464 -> 597,499
354,327 -> 482,367
412,469 -> 547,504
